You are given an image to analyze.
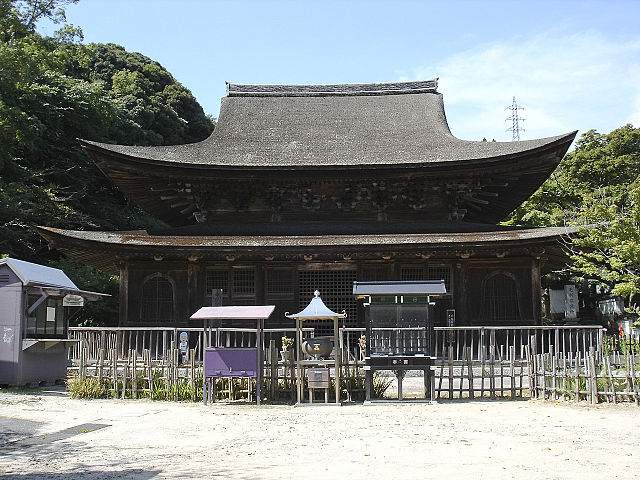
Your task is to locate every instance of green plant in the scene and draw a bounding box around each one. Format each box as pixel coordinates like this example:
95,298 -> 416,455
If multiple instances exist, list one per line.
372,372 -> 393,399
281,336 -> 294,351
66,375 -> 108,399
603,333 -> 640,356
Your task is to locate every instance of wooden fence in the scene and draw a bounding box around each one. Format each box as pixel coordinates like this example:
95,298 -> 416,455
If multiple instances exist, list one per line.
529,349 -> 640,405
68,324 -> 640,404
433,345 -> 528,399
68,326 -> 314,364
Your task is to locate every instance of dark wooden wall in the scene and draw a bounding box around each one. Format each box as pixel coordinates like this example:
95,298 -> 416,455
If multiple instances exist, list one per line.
119,255 -> 543,328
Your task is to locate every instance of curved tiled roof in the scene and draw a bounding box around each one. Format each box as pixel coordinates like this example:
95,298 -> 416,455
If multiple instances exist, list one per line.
38,225 -> 578,249
80,79 -> 576,169
38,225 -> 578,274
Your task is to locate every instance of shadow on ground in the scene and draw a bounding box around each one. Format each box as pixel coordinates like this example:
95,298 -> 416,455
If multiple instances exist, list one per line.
2,469 -> 161,479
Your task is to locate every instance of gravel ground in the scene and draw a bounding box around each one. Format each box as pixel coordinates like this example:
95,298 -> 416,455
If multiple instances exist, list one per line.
0,387 -> 638,479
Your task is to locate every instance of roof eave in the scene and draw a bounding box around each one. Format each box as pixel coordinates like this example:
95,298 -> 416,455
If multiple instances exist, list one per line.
79,130 -> 576,174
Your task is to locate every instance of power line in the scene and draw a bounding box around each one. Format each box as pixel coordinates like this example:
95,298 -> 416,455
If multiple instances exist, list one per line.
505,96 -> 525,141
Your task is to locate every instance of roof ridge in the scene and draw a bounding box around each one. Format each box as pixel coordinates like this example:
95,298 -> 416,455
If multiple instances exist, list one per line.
226,79 -> 439,97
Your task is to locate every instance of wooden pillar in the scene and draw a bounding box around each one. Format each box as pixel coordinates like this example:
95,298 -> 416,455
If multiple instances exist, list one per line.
255,264 -> 265,306
296,318 -> 303,404
389,261 -> 400,281
187,260 -> 200,323
334,317 -> 341,404
531,257 -> 542,325
119,262 -> 129,326
256,318 -> 264,405
455,260 -> 469,326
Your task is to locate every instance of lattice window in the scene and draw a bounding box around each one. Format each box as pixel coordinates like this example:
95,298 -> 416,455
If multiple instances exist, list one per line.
206,269 -> 229,299
427,265 -> 452,292
266,268 -> 294,298
359,265 -> 390,282
298,269 -> 357,328
233,269 -> 255,297
141,274 -> 174,325
401,266 -> 426,281
483,273 -> 521,323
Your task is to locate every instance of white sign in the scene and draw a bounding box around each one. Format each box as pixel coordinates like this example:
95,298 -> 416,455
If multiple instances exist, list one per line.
63,294 -> 84,307
564,285 -> 578,319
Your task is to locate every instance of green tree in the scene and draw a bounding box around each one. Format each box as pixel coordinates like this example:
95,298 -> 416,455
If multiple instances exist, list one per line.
505,125 -> 640,227
0,0 -> 215,324
506,124 -> 640,306
570,186 -> 640,300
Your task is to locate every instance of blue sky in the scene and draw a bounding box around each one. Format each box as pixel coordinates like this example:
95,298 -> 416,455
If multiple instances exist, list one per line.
41,0 -> 640,143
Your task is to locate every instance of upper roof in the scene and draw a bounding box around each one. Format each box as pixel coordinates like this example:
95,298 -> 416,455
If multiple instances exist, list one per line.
0,257 -> 77,289
80,79 -> 576,169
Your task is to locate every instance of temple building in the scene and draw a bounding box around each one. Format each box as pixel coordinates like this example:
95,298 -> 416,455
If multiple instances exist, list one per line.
38,79 -> 577,328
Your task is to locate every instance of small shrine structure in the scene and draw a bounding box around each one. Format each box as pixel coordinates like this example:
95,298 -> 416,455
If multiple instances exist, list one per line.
286,291 -> 346,404
38,79 -> 577,328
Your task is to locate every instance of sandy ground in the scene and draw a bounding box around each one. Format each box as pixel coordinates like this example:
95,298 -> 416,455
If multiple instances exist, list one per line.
0,388 -> 639,480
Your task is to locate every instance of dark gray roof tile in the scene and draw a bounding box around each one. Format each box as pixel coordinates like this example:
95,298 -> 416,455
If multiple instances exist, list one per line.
81,80 -> 576,169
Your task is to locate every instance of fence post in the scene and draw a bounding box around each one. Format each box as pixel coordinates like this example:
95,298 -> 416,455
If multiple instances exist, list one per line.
575,352 -> 581,403
489,330 -> 496,400
445,345 -> 453,399
269,340 -> 277,400
97,349 -> 104,384
525,345 -> 534,398
121,351 -> 128,400
588,351 -> 598,405
111,349 -> 118,399
465,346 -> 474,400
509,345 -> 516,399
629,354 -> 639,406
79,347 -> 86,382
190,349 -> 196,402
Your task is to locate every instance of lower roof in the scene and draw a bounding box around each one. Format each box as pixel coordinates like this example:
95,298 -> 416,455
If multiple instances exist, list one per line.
38,225 -> 578,274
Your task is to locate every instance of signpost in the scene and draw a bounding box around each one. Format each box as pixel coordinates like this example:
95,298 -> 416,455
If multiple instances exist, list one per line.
63,294 -> 84,307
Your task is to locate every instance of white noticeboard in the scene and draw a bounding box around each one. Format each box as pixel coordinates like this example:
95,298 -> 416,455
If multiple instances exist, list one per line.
564,285 -> 578,319
46,306 -> 56,322
63,294 -> 85,307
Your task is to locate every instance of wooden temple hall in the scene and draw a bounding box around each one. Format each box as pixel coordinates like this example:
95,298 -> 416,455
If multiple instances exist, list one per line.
38,79 -> 577,329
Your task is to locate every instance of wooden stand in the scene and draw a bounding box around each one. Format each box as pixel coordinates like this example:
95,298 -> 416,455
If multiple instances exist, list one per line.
295,317 -> 341,405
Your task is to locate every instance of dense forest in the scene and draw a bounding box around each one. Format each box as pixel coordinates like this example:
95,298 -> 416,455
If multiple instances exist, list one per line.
1,1 -> 637,324
0,0 -> 214,323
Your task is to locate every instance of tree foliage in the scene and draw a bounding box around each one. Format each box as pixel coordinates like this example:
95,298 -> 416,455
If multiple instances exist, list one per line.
570,187 -> 640,299
0,0 -> 214,324
506,125 -> 640,228
506,125 -> 640,299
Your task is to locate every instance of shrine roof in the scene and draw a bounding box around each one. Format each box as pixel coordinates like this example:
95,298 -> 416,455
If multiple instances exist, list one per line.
38,225 -> 578,248
80,79 -> 576,170
38,224 -> 578,274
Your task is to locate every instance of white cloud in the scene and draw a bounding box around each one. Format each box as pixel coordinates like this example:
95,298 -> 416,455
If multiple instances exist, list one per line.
400,32 -> 640,142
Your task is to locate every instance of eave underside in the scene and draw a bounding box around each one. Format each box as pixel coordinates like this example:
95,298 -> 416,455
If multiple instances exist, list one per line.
85,135 -> 573,228
38,226 -> 576,275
